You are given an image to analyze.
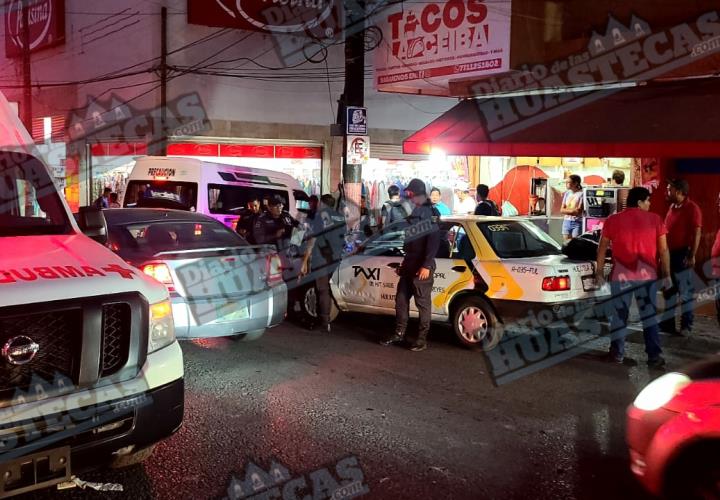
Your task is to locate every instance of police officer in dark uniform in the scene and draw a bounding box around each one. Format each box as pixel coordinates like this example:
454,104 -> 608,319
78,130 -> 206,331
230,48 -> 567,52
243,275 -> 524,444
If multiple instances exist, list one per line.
236,195 -> 263,244
299,194 -> 346,333
253,195 -> 300,251
380,178 -> 441,352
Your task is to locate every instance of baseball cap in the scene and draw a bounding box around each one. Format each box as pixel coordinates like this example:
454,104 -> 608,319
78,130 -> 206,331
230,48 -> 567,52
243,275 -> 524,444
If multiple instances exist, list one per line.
404,178 -> 427,196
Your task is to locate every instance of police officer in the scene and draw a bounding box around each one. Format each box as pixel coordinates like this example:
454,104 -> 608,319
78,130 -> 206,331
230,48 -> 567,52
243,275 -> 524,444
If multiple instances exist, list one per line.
236,195 -> 263,244
380,178 -> 441,352
299,194 -> 347,333
253,195 -> 300,251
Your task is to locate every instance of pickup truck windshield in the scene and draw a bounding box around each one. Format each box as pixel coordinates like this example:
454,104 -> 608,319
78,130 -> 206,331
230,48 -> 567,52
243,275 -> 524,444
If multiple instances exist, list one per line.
477,221 -> 562,258
0,152 -> 71,236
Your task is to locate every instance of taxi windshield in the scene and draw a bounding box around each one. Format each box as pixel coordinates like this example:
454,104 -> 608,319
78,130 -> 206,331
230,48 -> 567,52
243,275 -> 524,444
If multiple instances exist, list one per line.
477,221 -> 562,258
0,151 -> 72,237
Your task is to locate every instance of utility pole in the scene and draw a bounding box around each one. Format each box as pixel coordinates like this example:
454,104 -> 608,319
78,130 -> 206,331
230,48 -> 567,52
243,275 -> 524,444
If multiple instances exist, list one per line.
159,6 -> 168,155
21,1 -> 32,132
341,0 -> 366,230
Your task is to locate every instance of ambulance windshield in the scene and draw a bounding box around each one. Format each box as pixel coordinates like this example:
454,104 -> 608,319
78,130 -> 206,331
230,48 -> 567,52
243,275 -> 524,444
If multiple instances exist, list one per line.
0,151 -> 72,236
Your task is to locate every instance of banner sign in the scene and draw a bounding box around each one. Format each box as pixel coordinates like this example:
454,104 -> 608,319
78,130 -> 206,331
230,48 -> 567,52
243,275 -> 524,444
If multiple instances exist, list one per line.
5,0 -> 65,58
187,0 -> 342,37
374,0 -> 511,94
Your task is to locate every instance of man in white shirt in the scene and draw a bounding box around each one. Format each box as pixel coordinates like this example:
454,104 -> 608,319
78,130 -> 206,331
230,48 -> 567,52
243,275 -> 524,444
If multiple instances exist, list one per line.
453,185 -> 476,214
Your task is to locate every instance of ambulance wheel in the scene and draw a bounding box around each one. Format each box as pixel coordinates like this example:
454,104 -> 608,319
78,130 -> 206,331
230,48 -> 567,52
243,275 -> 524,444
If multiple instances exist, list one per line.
452,296 -> 500,350
297,284 -> 339,325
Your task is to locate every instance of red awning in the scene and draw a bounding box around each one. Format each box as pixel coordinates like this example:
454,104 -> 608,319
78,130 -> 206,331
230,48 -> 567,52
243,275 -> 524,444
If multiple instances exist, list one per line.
404,78 -> 720,158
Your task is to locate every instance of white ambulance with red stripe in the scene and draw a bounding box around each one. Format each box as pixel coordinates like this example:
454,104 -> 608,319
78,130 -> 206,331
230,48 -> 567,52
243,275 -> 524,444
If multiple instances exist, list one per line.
0,92 -> 184,497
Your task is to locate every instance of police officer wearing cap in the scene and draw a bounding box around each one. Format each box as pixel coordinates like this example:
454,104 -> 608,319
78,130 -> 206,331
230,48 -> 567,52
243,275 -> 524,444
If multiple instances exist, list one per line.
381,178 -> 441,352
253,195 -> 300,251
299,194 -> 347,333
236,195 -> 263,244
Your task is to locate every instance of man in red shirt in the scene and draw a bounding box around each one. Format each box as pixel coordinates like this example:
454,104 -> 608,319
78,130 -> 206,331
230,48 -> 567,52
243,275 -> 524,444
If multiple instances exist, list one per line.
660,178 -> 702,336
595,187 -> 671,368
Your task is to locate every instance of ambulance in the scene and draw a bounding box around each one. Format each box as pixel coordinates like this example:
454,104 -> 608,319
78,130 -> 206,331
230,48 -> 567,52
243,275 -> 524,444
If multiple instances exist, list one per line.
329,215 -> 610,349
0,93 -> 184,496
121,156 -> 308,230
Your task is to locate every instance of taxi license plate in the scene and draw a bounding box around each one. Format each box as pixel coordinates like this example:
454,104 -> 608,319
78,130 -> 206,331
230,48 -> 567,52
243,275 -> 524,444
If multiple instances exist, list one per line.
0,447 -> 71,498
216,303 -> 249,322
582,275 -> 598,291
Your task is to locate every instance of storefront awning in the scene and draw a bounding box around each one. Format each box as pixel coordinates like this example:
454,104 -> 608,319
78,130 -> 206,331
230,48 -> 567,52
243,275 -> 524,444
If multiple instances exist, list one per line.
403,78 -> 720,158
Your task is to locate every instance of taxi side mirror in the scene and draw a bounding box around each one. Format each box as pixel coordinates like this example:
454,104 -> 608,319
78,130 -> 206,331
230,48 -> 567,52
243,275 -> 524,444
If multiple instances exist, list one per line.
77,206 -> 108,245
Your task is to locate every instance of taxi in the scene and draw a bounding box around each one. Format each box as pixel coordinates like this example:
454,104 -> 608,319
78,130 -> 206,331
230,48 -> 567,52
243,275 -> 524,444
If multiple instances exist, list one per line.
330,216 -> 608,349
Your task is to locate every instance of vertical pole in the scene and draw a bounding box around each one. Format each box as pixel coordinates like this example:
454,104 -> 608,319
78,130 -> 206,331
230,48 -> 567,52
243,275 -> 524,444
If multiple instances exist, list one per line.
341,0 -> 366,231
159,6 -> 168,155
21,2 -> 32,132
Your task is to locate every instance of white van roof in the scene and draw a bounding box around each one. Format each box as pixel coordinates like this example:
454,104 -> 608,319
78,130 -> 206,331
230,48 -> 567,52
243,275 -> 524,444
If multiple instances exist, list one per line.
0,91 -> 34,150
134,156 -> 300,184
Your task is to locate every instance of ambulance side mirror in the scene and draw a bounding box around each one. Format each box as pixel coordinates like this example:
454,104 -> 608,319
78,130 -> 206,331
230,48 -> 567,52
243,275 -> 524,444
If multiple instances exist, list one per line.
77,206 -> 108,245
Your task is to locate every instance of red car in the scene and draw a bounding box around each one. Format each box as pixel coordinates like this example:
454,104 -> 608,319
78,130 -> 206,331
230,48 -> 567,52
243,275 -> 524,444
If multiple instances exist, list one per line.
627,355 -> 720,498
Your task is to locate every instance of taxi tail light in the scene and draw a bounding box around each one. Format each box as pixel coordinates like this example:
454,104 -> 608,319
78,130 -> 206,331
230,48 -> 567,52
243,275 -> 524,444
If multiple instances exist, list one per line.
266,253 -> 283,285
142,262 -> 176,293
542,276 -> 571,292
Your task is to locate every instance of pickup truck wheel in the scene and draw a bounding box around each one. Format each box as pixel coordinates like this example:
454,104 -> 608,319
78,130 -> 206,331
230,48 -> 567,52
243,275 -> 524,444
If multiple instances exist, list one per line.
452,296 -> 501,351
110,445 -> 156,469
298,284 -> 339,324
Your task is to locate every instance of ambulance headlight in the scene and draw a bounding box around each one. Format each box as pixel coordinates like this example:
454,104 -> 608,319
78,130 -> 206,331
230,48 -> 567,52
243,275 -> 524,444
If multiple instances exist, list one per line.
633,373 -> 691,411
149,300 -> 175,353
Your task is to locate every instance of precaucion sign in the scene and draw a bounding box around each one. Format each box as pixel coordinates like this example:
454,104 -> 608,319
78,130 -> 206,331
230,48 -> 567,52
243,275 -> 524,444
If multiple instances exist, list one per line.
346,106 -> 368,135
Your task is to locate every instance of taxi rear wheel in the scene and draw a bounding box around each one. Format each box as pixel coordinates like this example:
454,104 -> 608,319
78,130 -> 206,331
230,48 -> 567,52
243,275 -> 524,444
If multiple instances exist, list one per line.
452,296 -> 500,350
665,442 -> 720,500
297,284 -> 339,324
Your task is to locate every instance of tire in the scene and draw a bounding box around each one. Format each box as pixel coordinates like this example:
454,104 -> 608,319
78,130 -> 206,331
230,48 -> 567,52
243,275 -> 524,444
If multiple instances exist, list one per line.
296,283 -> 339,325
452,296 -> 502,351
110,445 -> 156,469
664,442 -> 720,500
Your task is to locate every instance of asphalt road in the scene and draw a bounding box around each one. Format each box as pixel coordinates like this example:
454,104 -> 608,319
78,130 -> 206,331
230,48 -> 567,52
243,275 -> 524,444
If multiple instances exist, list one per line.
22,313 -> 720,500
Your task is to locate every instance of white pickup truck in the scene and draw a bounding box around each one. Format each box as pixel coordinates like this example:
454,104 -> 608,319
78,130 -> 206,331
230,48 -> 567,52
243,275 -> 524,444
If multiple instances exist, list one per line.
0,93 -> 184,497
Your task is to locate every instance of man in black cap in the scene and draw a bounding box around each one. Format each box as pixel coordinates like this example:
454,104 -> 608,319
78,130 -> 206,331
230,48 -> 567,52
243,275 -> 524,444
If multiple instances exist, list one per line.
381,178 -> 441,352
253,195 -> 300,251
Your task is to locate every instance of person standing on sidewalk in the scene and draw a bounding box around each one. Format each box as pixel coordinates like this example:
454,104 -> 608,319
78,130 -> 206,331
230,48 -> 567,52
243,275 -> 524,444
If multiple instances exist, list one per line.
561,175 -> 584,242
660,178 -> 702,337
474,184 -> 500,216
380,179 -> 441,352
711,193 -> 720,326
299,194 -> 347,333
595,187 -> 671,369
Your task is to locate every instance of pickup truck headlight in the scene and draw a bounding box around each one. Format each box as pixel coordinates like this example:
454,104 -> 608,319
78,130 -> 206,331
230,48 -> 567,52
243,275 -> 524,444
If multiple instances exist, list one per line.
149,300 -> 175,353
633,373 -> 691,411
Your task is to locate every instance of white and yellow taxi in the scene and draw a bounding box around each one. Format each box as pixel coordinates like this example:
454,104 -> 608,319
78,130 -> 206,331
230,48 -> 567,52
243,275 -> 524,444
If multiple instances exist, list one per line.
330,216 -> 609,349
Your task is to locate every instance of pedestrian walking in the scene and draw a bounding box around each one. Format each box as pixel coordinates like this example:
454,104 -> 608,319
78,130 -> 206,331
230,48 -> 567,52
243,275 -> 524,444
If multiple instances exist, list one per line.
474,184 -> 499,216
561,175 -> 584,242
299,194 -> 347,333
430,187 -> 451,216
94,187 -> 112,209
379,185 -> 411,232
236,195 -> 263,244
660,178 -> 702,337
380,178 -> 441,352
595,187 -> 671,368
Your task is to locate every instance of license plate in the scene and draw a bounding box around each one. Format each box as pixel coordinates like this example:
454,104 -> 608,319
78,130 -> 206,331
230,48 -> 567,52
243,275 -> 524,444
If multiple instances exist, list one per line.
582,275 -> 598,291
215,302 -> 249,323
0,447 -> 71,498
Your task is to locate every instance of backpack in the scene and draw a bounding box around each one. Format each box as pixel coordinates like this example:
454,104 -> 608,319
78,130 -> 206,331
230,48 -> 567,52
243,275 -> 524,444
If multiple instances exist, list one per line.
383,200 -> 409,225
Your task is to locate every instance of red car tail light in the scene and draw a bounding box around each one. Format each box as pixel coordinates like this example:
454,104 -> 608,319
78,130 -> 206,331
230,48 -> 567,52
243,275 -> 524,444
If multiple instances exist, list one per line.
266,253 -> 283,285
542,276 -> 571,292
142,262 -> 176,293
